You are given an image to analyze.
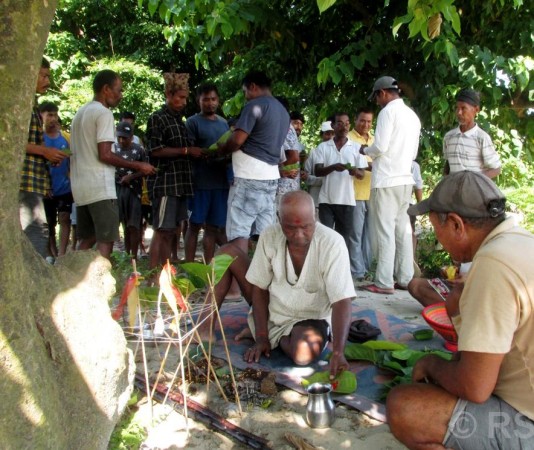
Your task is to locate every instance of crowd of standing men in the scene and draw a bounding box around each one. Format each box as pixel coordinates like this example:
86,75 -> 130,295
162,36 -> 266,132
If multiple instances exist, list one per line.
20,58 -> 534,450
20,58 -> 502,295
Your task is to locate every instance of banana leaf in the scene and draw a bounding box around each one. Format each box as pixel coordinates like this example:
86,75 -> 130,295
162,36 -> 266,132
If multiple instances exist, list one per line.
301,369 -> 357,394
180,254 -> 235,288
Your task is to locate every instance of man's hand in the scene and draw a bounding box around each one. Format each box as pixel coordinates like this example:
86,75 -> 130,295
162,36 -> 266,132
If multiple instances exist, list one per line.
119,174 -> 132,186
282,169 -> 299,179
188,146 -> 204,158
329,352 -> 349,379
412,354 -> 438,383
332,163 -> 348,172
243,336 -> 271,363
43,147 -> 68,165
137,162 -> 156,176
348,168 -> 365,179
300,170 -> 309,181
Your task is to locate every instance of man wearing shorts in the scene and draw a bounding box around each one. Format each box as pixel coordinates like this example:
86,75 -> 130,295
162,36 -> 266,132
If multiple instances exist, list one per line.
40,101 -> 73,259
387,171 -> 534,449
184,83 -> 230,263
114,121 -> 147,259
217,71 -> 289,255
145,72 -> 203,269
70,70 -> 155,259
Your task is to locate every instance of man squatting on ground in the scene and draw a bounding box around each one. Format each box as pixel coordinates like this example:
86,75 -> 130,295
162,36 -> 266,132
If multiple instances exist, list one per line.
200,191 -> 356,378
387,171 -> 534,450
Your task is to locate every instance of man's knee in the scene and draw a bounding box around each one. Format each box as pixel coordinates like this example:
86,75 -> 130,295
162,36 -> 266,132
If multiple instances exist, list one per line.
386,384 -> 420,438
407,277 -> 421,297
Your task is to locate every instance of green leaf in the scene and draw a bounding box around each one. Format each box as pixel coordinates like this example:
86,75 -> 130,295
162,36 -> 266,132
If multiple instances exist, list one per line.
390,349 -> 416,360
301,370 -> 357,394
179,255 -> 234,288
147,0 -> 159,16
449,7 -> 461,35
361,340 -> 407,351
173,277 -> 197,297
208,129 -> 232,150
444,40 -> 459,66
179,262 -> 209,288
317,0 -> 337,14
344,342 -> 377,362
211,254 -> 235,285
392,13 -> 413,37
330,67 -> 342,84
281,162 -> 301,171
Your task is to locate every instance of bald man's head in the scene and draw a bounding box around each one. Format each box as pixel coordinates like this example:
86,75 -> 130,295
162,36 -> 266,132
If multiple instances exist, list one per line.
279,191 -> 314,218
279,191 -> 316,248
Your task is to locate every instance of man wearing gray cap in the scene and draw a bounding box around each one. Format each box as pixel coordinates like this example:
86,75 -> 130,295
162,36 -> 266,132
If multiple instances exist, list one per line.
387,171 -> 534,449
360,76 -> 421,294
443,88 -> 501,178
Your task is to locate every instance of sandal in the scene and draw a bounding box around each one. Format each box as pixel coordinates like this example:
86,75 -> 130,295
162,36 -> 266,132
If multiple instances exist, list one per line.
359,284 -> 394,295
348,319 -> 381,342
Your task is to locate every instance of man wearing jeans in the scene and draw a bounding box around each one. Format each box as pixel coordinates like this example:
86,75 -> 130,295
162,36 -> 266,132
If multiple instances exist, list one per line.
218,71 -> 289,254
360,76 -> 421,294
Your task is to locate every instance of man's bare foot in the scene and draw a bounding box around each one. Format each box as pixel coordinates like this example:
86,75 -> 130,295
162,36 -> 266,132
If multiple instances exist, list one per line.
235,327 -> 252,341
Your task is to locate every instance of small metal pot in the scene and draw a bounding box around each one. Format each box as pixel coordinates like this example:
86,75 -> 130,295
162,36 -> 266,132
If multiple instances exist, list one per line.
305,382 -> 335,428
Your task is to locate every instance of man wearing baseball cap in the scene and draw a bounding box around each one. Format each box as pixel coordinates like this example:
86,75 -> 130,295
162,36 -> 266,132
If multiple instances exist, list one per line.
360,76 -> 421,294
114,121 -> 147,259
387,171 -> 534,449
443,88 -> 501,178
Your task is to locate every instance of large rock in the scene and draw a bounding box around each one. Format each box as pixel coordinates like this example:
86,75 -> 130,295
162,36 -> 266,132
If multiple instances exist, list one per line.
0,247 -> 134,449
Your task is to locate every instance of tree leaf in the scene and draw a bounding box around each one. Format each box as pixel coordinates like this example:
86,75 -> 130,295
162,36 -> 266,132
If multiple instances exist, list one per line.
317,0 -> 337,14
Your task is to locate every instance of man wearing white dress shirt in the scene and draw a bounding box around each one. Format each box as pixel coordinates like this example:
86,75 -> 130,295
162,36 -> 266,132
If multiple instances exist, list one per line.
360,76 -> 421,294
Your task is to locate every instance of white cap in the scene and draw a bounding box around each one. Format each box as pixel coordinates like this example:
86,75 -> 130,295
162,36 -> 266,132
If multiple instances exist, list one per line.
320,121 -> 334,132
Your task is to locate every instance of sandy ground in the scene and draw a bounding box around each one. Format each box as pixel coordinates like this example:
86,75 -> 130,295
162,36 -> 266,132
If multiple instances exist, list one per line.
124,232 -> 429,450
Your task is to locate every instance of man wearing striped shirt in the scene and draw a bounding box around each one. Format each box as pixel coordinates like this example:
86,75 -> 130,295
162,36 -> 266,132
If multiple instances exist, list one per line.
443,89 -> 501,179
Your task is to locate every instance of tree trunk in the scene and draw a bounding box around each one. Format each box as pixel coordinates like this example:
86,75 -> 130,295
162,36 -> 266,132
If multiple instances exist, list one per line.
0,2 -> 133,448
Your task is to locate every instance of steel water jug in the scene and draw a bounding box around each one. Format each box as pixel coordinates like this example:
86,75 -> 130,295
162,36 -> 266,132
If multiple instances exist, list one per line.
305,382 -> 335,428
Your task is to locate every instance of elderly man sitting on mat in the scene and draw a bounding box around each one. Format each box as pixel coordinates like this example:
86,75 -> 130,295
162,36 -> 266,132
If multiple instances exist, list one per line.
200,190 -> 356,378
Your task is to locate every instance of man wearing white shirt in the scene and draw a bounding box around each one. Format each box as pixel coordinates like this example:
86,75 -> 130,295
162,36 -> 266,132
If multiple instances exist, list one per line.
314,113 -> 368,253
360,77 -> 421,294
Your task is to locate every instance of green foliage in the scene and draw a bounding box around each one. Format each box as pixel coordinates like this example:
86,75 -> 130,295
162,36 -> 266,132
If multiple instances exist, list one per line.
108,404 -> 147,450
344,341 -> 453,396
46,0 -> 533,189
504,186 -> 534,233
41,56 -> 164,131
416,222 -> 453,277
